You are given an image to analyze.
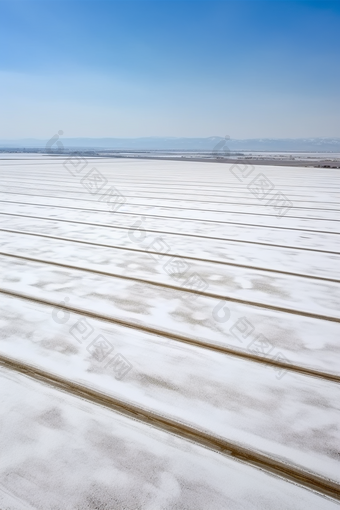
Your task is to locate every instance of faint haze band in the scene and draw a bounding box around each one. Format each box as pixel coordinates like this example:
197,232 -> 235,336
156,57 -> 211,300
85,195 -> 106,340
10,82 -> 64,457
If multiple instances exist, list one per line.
45,131 -> 293,219
45,131 -> 127,213
212,134 -> 293,218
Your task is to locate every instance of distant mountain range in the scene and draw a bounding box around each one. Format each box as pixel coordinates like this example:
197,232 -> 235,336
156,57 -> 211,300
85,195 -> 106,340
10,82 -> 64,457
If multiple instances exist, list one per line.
1,137 -> 340,152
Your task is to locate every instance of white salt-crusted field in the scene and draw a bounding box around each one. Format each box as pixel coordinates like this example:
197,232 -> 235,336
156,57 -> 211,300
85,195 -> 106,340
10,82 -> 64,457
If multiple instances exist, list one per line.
0,155 -> 339,509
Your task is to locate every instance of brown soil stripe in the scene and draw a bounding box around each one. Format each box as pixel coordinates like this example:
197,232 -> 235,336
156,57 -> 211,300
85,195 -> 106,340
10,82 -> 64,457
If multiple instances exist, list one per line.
1,212 -> 339,255
1,251 -> 340,324
0,288 -> 339,383
1,198 -> 340,232
1,189 -> 340,219
2,184 -> 340,210
1,228 -> 338,283
0,354 -> 339,501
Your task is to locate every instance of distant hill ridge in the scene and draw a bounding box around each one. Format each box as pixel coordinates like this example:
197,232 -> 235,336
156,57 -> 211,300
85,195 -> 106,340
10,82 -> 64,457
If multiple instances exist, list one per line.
1,137 -> 340,152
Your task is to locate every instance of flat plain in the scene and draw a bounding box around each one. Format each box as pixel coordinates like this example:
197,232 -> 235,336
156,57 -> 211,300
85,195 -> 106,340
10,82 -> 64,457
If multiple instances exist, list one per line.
0,154 -> 339,509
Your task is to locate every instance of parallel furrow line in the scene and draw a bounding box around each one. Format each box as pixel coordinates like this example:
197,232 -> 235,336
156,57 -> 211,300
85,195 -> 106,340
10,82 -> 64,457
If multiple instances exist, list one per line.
1,185 -> 340,210
1,199 -> 339,233
0,288 -> 339,382
1,228 -> 338,283
1,212 -> 339,254
0,353 -> 339,501
1,190 -> 340,218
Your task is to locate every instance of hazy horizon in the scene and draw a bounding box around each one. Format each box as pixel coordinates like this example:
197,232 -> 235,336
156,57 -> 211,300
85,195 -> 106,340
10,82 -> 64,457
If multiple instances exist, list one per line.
1,135 -> 340,153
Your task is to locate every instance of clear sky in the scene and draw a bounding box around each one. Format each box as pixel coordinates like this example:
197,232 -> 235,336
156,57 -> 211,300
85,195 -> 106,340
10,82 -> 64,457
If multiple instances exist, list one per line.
0,0 -> 339,139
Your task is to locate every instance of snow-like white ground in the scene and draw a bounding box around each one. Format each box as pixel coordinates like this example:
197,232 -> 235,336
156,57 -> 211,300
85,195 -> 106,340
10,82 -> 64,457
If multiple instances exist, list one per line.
0,155 -> 339,509
1,368 -> 339,510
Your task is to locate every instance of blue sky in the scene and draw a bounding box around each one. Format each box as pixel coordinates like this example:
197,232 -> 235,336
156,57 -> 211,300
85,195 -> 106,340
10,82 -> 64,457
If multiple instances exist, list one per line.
0,0 -> 339,139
